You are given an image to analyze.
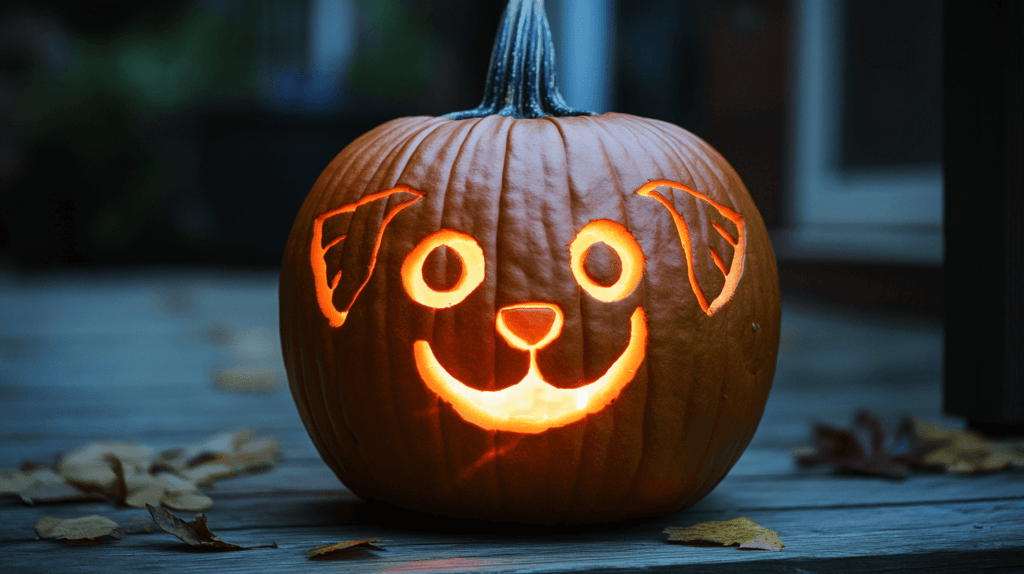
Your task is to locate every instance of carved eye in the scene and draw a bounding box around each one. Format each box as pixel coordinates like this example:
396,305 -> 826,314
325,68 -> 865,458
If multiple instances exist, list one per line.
569,220 -> 645,302
402,230 -> 485,308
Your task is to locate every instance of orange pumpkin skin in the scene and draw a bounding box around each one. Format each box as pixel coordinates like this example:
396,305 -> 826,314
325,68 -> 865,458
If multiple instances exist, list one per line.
279,112 -> 781,523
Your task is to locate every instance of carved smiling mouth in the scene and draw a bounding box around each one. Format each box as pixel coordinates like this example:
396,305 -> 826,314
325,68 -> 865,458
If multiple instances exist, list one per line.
414,304 -> 647,434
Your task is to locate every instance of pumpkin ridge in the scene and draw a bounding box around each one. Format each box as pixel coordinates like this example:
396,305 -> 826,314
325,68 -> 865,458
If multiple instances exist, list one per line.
542,116 -> 589,519
677,356 -> 731,508
648,118 -> 739,210
388,120 -> 473,493
599,117 -> 698,511
430,118 -> 488,493
329,118 -> 436,205
557,115 -> 652,515
351,121 -> 447,493
491,115 -> 517,512
645,119 -> 748,310
306,127 -> 419,489
568,117 -> 636,517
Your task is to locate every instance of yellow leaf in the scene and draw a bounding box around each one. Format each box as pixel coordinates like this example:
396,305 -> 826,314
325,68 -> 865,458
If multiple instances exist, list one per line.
35,516 -> 124,543
665,517 -> 784,551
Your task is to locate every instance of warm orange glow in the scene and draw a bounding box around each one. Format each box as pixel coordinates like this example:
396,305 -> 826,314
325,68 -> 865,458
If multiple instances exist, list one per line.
311,185 -> 425,328
569,220 -> 645,302
401,230 -> 486,309
495,302 -> 564,351
415,306 -> 647,434
456,436 -> 526,483
636,180 -> 746,316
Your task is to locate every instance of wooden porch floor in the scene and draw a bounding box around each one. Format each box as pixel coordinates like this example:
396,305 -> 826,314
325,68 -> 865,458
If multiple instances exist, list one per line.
0,270 -> 1020,573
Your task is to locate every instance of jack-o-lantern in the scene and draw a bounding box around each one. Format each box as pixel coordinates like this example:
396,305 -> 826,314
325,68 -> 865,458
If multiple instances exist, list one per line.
280,0 -> 780,523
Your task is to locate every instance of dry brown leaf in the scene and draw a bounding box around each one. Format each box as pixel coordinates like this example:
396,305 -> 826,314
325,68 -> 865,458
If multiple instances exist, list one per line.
181,429 -> 254,467
2,468 -> 102,504
9,430 -> 279,511
231,437 -> 281,472
156,473 -> 213,512
307,539 -> 386,559
57,442 -> 155,495
35,516 -> 125,543
123,470 -> 164,509
795,410 -> 911,478
666,517 -> 783,551
180,462 -> 236,486
147,504 -> 276,551
797,411 -> 1024,477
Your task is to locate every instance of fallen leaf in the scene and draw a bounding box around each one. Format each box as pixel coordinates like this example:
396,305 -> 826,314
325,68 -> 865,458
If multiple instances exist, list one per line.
147,504 -> 276,551
906,417 -> 1024,473
797,411 -> 1024,477
180,462 -> 235,486
231,437 -> 281,472
57,442 -> 155,495
35,516 -> 125,543
157,473 -> 213,511
796,410 -> 911,478
181,429 -> 255,467
665,517 -> 784,551
9,430 -> 279,510
2,468 -> 102,504
122,471 -> 164,509
307,539 -> 386,559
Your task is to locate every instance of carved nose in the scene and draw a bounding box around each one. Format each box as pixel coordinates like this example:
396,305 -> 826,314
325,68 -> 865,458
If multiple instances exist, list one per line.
496,303 -> 564,351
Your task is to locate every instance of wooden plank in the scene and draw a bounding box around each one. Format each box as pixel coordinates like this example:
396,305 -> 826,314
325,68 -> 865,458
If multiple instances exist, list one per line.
3,271 -> 984,573
0,499 -> 1021,573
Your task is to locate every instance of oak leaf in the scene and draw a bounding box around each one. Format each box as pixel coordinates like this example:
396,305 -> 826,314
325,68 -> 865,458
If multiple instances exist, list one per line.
307,539 -> 386,559
665,517 -> 784,551
795,410 -> 911,478
797,410 -> 1024,477
147,504 -> 277,551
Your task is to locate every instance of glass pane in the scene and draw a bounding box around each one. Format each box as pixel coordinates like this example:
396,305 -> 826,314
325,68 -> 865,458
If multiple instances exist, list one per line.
839,0 -> 942,170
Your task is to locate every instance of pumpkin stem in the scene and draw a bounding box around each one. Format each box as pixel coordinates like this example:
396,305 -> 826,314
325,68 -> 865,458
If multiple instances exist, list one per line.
444,0 -> 593,119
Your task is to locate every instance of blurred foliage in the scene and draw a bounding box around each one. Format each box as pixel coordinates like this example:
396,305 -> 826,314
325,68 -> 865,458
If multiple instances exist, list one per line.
346,0 -> 435,102
15,7 -> 257,142
5,5 -> 258,264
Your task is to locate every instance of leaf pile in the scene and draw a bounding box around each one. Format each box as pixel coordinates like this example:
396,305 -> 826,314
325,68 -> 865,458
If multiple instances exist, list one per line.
147,504 -> 277,551
1,429 -> 279,510
796,410 -> 1024,478
665,517 -> 784,551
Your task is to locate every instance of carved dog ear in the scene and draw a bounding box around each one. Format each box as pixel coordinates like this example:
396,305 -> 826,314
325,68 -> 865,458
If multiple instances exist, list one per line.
311,185 -> 425,327
636,180 -> 745,316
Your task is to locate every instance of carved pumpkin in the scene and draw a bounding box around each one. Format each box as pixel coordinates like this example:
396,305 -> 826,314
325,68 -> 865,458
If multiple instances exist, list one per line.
279,0 -> 780,523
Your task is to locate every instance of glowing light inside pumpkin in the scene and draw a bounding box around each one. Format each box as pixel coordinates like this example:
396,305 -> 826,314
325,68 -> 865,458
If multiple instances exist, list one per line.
415,306 -> 647,434
495,302 -> 563,350
636,180 -> 746,316
569,219 -> 645,302
311,185 -> 425,327
401,230 -> 486,309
